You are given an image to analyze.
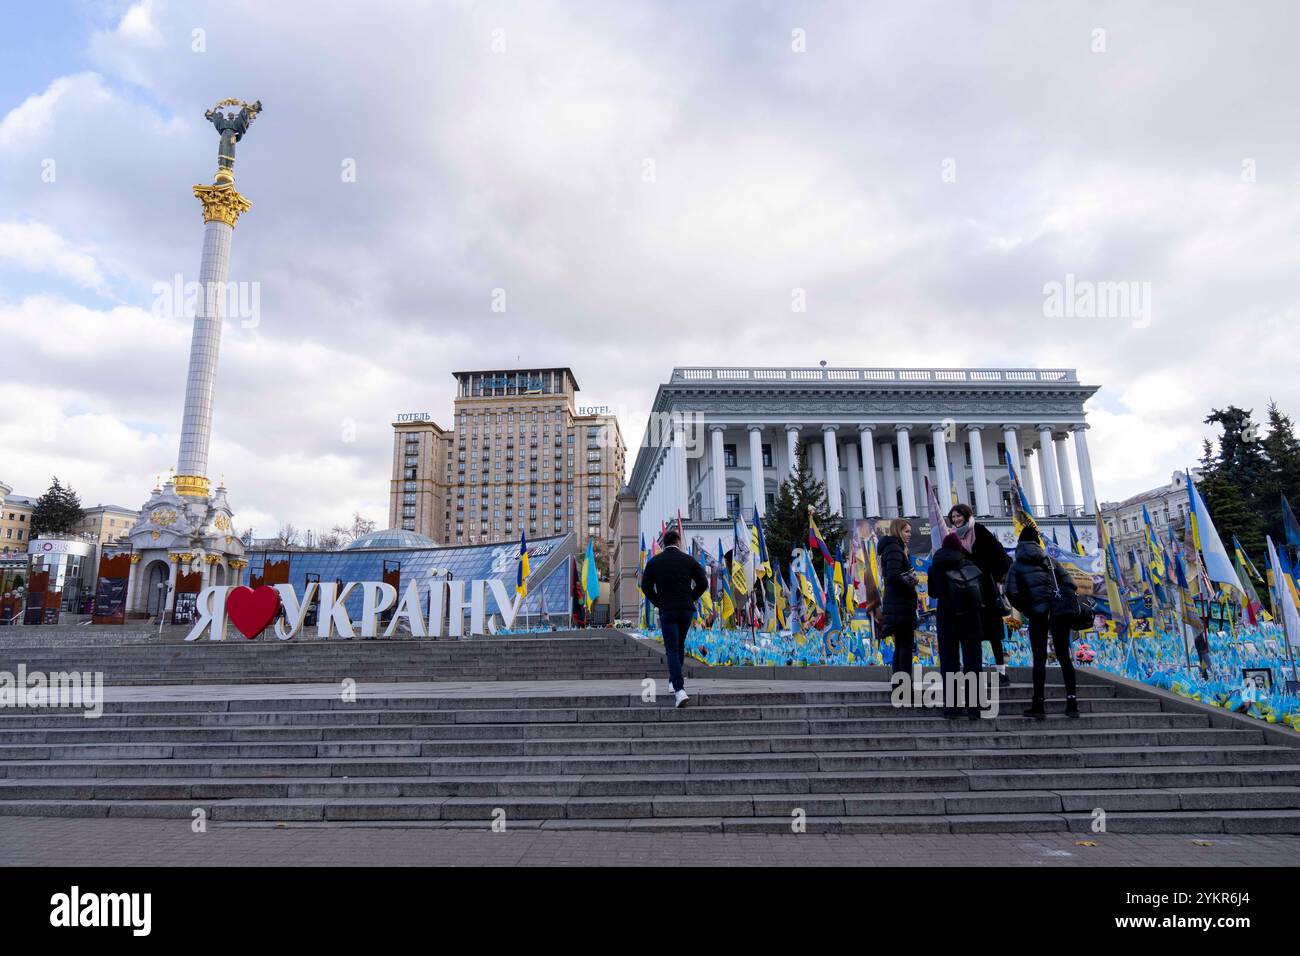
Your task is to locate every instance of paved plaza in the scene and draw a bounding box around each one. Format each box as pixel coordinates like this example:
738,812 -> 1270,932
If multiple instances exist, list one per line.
3,815 -> 1295,866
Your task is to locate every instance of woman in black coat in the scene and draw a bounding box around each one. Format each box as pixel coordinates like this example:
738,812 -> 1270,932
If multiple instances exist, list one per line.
878,518 -> 919,687
928,531 -> 985,719
1005,525 -> 1079,719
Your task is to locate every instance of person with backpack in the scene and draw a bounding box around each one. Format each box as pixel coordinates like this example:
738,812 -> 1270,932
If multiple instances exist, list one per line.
878,519 -> 919,691
947,503 -> 1014,685
928,530 -> 986,719
1004,525 -> 1079,719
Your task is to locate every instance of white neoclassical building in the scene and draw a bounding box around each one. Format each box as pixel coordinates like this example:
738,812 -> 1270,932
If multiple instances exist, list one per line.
628,366 -> 1102,550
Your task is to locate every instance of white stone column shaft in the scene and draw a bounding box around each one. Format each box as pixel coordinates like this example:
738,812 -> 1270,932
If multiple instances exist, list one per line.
710,426 -> 727,520
1072,425 -> 1097,513
931,425 -> 952,509
748,426 -> 766,516
881,443 -> 898,517
859,426 -> 880,517
822,426 -> 842,515
895,427 -> 917,517
177,220 -> 234,479
1054,434 -> 1077,515
1037,425 -> 1064,516
967,426 -> 990,517
845,438 -> 861,518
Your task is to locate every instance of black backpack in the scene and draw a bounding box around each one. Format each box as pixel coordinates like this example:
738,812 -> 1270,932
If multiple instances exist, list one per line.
945,563 -> 984,615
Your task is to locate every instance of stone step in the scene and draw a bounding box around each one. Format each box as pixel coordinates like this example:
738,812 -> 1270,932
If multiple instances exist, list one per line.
0,716 -> 1214,747
3,746 -> 1296,781
1,793 -> 1297,833
0,727 -> 1264,761
0,699 -> 1169,733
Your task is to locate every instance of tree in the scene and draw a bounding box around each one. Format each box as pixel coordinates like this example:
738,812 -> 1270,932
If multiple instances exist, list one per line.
275,524 -> 300,549
1260,400 -> 1300,540
1198,406 -> 1277,565
331,512 -> 377,546
30,477 -> 84,537
760,443 -> 843,574
591,537 -> 611,579
312,530 -> 343,551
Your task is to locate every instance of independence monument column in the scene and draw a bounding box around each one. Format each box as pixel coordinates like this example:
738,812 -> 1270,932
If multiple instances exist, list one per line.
124,99 -> 262,619
176,98 -> 261,498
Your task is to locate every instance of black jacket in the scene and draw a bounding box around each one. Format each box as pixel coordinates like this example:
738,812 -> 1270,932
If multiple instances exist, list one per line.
1005,540 -> 1076,617
968,523 -> 1013,605
640,546 -> 709,613
877,535 -> 918,635
927,543 -> 986,646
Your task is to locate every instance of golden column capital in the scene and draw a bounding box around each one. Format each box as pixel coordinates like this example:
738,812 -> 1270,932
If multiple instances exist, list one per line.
193,183 -> 252,228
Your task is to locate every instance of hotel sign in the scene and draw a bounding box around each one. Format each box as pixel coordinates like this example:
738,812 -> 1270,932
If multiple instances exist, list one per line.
396,412 -> 432,422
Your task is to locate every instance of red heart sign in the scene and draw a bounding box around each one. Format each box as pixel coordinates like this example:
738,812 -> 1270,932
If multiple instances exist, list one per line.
226,585 -> 280,639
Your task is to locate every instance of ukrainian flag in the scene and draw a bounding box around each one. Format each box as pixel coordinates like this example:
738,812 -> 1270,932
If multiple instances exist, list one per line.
582,538 -> 598,610
1067,517 -> 1086,556
752,505 -> 772,580
1007,459 -> 1038,535
516,530 -> 531,598
718,540 -> 736,623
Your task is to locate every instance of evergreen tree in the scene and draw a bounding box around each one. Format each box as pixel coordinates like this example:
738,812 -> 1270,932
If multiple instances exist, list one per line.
29,477 -> 84,538
761,444 -> 843,573
1261,400 -> 1300,540
1199,408 -> 1268,563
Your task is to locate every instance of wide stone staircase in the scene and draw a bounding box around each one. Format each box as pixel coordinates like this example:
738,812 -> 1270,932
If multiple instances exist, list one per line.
0,632 -> 667,684
0,660 -> 1298,832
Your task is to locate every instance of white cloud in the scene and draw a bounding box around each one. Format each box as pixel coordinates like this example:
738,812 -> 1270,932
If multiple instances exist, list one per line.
0,221 -> 107,290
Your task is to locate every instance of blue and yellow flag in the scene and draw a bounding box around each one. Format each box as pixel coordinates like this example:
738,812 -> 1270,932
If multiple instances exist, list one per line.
1187,470 -> 1245,599
1140,505 -> 1166,589
516,530 -> 531,598
1282,496 -> 1300,551
752,505 -> 772,580
718,539 -> 736,623
1067,517 -> 1085,556
582,537 -> 599,610
1232,535 -> 1264,585
1095,501 -> 1129,635
1007,458 -> 1037,536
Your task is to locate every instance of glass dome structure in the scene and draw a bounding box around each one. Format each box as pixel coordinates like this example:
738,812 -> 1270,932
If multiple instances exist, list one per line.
344,528 -> 440,551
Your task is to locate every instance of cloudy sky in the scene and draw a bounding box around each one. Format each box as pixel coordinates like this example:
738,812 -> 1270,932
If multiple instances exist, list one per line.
2,0 -> 1297,535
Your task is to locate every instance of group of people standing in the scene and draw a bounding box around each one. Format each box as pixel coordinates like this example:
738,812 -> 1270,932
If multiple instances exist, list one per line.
879,504 -> 1080,719
641,511 -> 1085,717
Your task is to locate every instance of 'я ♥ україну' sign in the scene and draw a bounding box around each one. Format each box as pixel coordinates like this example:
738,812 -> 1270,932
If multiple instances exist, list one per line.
184,578 -> 528,641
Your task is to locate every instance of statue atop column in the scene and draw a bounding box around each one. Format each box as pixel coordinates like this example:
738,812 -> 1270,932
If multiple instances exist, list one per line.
203,98 -> 262,185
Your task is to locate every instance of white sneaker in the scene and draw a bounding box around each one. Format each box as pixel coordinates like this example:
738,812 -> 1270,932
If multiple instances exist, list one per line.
674,689 -> 689,708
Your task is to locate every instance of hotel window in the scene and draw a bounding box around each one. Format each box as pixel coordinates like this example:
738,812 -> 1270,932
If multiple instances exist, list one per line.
725,493 -> 741,516
996,443 -> 1007,465
762,444 -> 772,467
723,444 -> 737,468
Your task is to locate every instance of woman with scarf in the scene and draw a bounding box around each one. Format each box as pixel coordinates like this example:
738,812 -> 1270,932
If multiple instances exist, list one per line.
947,503 -> 1014,685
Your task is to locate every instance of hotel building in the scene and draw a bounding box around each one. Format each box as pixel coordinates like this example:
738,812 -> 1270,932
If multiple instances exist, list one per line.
389,368 -> 626,553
